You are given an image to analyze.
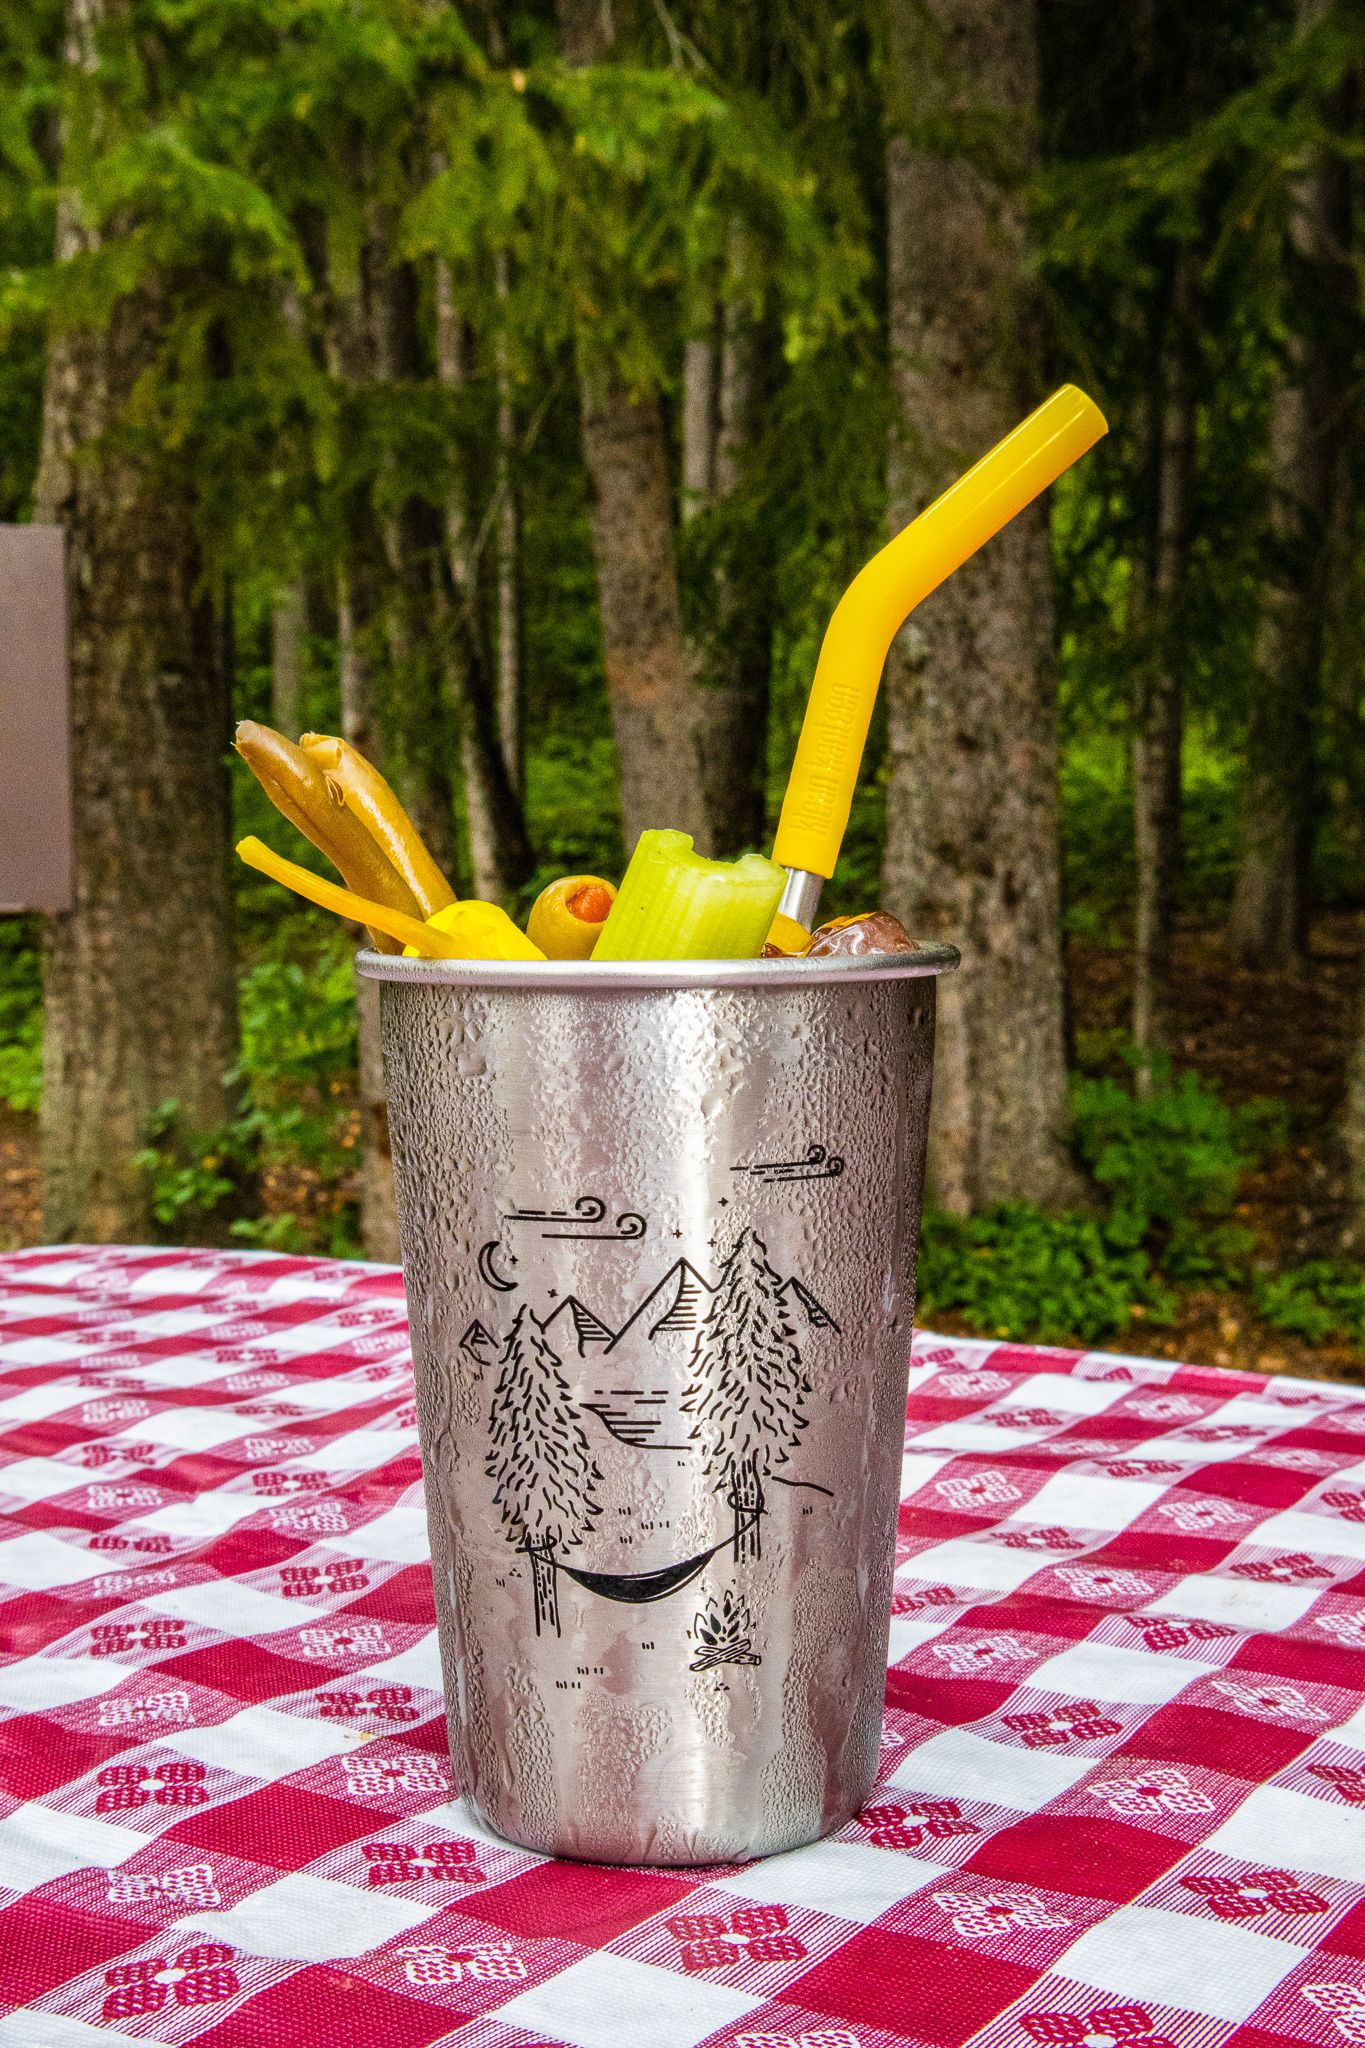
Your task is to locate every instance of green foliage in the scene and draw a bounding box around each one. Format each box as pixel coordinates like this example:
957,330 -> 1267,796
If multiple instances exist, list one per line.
132,1100 -> 244,1231
0,919 -> 42,1116
234,940 -> 358,1173
918,1205 -> 1172,1346
130,930 -> 359,1251
920,1060 -> 1291,1343
1071,1054 -> 1285,1273
1254,1262 -> 1365,1346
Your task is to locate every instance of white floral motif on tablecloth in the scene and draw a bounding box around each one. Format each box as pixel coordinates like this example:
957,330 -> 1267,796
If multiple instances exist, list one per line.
1055,1566 -> 1153,1602
342,1752 -> 451,1797
106,1864 -> 222,1909
999,1525 -> 1085,1552
735,2032 -> 861,2048
299,1622 -> 391,1659
1316,1610 -> 1365,1648
270,1501 -> 349,1534
935,1471 -> 1022,1510
80,1399 -> 150,1425
1087,1766 -> 1213,1817
1210,1676 -> 1329,1719
1157,1497 -> 1246,1532
399,1940 -> 526,1986
91,1567 -> 179,1597
97,1690 -> 192,1728
933,1889 -> 1071,1939
932,1637 -> 1033,1675
86,1483 -> 162,1511
936,1371 -> 1012,1398
241,1435 -> 308,1461
1261,1447 -> 1335,1471
1303,1983 -> 1365,2044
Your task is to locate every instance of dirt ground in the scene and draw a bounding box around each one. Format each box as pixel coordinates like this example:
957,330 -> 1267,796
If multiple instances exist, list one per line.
0,1106 -> 38,1251
3,911 -> 1363,1381
1066,907 -> 1365,1384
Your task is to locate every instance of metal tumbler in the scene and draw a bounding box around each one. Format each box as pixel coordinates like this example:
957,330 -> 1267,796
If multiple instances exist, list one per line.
359,944 -> 958,1866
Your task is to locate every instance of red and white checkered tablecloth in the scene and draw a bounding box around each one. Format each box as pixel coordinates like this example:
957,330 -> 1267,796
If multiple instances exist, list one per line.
3,1247 -> 1365,2048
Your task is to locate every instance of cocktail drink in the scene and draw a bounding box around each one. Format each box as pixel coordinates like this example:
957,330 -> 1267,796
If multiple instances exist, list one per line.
234,385 -> 1106,1863
362,941 -> 956,1862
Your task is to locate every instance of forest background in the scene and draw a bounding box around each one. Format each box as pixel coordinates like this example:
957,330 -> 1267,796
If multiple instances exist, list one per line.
2,0 -> 1365,1380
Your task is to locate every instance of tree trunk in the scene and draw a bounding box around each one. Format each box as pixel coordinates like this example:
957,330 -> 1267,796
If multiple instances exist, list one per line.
335,574 -> 402,1265
1132,257 -> 1197,1078
558,0 -> 710,854
1323,472 -> 1365,895
366,230 -> 462,891
529,1543 -> 560,1637
1346,993 -> 1365,1239
493,246 -> 524,802
35,7 -> 238,1241
882,0 -> 1078,1213
433,251 -> 533,897
730,1452 -> 762,1565
1315,50 -> 1361,904
271,579 -> 307,736
1231,0 -> 1353,969
336,563 -> 378,763
681,320 -> 718,519
575,362 -> 710,854
689,247 -> 772,857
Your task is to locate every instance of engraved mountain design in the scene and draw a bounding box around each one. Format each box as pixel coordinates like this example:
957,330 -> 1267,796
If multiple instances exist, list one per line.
605,1259 -> 715,1348
482,1230 -> 831,1628
779,1276 -> 841,1333
536,1260 -> 835,1450
459,1318 -> 498,1366
541,1295 -> 616,1354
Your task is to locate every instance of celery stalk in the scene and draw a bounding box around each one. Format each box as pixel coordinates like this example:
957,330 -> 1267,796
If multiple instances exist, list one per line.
593,831 -> 786,962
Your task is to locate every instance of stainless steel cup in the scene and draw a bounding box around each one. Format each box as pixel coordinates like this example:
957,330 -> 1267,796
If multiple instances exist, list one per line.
358,944 -> 958,1866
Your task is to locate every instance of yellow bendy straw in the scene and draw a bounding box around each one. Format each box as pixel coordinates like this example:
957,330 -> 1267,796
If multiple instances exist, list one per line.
772,383 -> 1108,927
236,836 -> 464,958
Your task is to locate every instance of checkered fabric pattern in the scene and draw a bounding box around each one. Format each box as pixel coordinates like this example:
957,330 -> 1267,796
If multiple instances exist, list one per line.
3,1249 -> 1365,2048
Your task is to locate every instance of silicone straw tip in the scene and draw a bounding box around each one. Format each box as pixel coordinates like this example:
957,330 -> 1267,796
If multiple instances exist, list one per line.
1057,383 -> 1109,440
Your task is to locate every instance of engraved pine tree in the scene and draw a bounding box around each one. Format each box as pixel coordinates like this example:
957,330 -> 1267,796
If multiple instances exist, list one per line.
486,1303 -> 602,1635
681,1229 -> 811,1563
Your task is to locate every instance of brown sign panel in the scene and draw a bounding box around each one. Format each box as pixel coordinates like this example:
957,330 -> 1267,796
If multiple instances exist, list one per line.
0,524 -> 72,913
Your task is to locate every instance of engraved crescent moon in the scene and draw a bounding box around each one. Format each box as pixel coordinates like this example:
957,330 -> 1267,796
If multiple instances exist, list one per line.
477,1240 -> 517,1292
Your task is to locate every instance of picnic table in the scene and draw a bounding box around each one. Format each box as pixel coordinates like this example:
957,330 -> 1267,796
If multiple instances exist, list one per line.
2,1244 -> 1365,2048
